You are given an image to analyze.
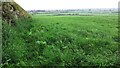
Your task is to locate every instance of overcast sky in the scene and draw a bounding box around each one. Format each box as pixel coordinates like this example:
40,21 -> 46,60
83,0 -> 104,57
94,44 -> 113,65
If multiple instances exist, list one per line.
15,0 -> 119,10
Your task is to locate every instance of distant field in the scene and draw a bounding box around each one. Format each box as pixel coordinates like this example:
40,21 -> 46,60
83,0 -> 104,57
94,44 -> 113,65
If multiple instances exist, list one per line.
2,14 -> 119,66
31,11 -> 118,16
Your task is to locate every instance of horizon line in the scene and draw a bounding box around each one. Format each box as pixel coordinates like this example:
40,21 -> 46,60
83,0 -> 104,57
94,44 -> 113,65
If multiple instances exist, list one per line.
25,8 -> 118,11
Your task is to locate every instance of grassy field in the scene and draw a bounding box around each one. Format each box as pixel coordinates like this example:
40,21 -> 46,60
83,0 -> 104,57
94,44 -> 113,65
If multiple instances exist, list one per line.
2,14 -> 119,66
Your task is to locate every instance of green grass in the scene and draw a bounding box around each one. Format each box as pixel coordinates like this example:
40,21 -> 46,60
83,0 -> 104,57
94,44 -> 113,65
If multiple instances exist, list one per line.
2,14 -> 119,66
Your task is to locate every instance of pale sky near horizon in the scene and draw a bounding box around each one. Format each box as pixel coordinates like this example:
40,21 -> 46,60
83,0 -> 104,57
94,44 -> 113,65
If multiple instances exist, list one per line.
15,0 -> 120,10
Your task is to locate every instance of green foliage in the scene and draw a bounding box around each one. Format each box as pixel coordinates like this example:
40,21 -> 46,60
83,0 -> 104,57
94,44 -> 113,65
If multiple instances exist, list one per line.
2,15 -> 119,67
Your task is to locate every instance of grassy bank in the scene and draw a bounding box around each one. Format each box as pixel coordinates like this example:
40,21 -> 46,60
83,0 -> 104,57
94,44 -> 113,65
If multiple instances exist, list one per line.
2,15 -> 119,66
